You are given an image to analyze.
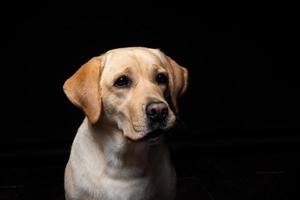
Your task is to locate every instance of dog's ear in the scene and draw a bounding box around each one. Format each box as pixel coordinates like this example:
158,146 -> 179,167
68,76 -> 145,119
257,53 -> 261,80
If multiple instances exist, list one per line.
63,56 -> 103,124
165,55 -> 188,113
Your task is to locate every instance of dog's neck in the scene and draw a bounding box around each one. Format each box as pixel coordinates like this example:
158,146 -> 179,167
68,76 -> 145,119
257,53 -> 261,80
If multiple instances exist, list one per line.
85,117 -> 165,179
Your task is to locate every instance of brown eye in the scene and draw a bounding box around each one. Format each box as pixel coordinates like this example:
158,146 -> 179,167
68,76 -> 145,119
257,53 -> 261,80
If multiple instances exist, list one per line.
156,73 -> 168,85
114,75 -> 131,88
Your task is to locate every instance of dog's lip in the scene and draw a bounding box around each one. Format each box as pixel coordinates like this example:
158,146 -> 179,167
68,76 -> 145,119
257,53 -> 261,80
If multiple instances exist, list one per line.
143,129 -> 164,140
136,129 -> 165,144
126,128 -> 166,144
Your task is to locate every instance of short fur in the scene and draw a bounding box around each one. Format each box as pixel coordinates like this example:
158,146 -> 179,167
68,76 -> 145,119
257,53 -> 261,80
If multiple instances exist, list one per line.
63,47 -> 188,200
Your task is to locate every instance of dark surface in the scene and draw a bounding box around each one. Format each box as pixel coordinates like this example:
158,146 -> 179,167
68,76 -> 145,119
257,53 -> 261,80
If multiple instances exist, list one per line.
1,139 -> 300,200
2,2 -> 299,200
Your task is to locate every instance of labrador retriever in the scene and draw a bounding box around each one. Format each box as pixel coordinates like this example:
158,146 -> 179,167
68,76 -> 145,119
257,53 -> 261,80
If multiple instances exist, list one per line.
63,47 -> 188,200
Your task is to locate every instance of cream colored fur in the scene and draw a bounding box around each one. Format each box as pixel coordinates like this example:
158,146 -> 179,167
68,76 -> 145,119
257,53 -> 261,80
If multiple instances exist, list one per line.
63,47 -> 188,200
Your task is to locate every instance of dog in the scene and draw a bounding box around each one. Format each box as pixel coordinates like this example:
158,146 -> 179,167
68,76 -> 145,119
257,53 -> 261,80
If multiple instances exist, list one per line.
63,47 -> 188,200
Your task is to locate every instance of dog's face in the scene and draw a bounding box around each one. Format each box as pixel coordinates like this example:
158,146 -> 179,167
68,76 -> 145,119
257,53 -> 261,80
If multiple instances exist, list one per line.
64,47 -> 188,142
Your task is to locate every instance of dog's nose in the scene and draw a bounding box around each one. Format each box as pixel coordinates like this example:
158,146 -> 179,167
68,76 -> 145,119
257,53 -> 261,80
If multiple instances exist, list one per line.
146,102 -> 168,123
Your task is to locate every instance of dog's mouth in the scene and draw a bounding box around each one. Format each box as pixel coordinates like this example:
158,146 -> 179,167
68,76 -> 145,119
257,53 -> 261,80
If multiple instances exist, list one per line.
138,129 -> 165,145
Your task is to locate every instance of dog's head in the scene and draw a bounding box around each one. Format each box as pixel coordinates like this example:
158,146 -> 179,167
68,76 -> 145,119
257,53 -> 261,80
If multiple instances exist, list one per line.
64,47 -> 188,142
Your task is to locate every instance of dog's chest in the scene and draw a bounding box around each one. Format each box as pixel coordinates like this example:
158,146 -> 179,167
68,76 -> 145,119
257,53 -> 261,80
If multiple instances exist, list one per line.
96,176 -> 163,200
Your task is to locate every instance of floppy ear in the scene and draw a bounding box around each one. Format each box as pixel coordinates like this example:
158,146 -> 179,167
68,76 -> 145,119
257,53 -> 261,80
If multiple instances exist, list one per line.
165,55 -> 188,113
63,56 -> 103,124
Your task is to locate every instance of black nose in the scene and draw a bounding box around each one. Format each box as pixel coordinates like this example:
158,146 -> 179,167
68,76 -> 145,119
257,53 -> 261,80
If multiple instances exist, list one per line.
146,102 -> 168,123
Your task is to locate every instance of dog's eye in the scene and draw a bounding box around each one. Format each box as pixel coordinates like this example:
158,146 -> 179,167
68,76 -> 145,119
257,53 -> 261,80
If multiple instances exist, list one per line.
114,75 -> 131,88
156,73 -> 168,85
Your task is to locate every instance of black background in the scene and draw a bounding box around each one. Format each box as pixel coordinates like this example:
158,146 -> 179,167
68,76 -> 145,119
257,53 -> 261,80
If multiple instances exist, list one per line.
1,2 -> 299,200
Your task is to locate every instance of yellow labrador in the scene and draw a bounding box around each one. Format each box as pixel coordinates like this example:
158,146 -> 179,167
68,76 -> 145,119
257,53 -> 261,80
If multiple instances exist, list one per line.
63,47 -> 188,200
